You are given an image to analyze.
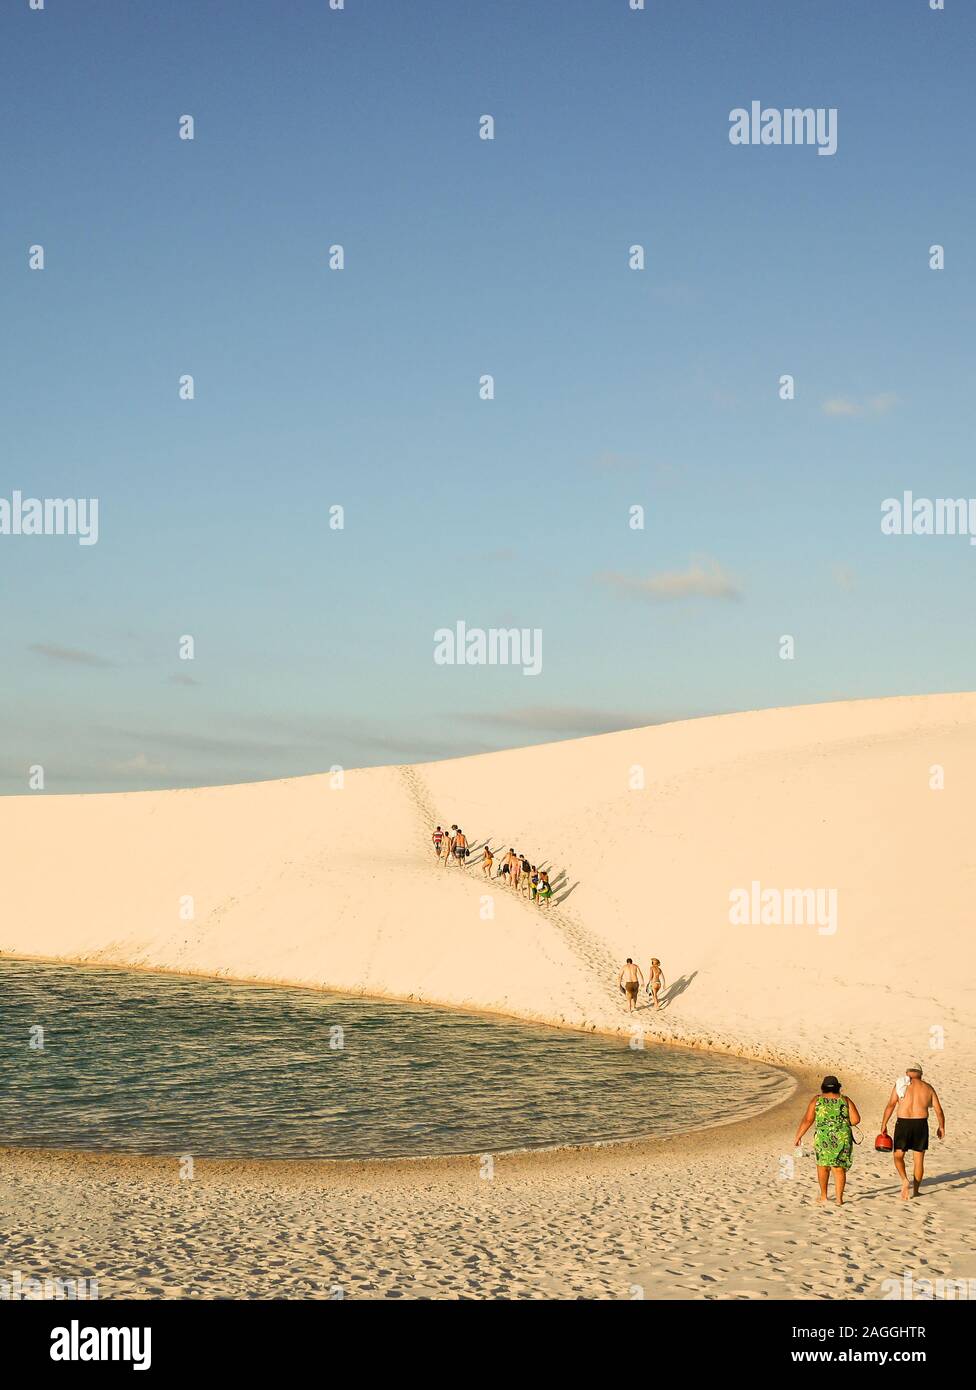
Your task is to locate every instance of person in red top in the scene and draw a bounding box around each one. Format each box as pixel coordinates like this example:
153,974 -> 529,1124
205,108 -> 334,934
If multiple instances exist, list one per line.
432,826 -> 445,859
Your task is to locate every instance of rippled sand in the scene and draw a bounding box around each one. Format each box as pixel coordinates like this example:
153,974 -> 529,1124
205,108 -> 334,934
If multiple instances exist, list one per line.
2,1068 -> 971,1300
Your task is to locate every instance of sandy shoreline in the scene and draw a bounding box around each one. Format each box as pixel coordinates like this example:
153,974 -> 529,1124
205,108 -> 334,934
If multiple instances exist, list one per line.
6,1063 -> 970,1301
2,694 -> 974,1299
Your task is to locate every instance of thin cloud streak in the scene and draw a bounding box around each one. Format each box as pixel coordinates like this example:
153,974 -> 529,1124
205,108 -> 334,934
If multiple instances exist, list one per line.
595,557 -> 741,602
822,392 -> 899,418
28,643 -> 113,668
459,706 -> 666,735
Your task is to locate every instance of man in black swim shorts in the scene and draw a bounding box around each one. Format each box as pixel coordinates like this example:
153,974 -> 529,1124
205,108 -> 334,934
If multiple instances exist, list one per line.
892,1116 -> 929,1153
879,1064 -> 946,1201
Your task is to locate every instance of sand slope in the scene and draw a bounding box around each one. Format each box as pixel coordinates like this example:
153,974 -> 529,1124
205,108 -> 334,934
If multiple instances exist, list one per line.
1,693 -> 974,1299
3,693 -> 973,1072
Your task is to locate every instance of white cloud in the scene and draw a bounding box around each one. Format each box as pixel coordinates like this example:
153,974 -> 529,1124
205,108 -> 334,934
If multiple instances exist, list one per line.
822,397 -> 860,417
596,556 -> 741,601
822,392 -> 899,418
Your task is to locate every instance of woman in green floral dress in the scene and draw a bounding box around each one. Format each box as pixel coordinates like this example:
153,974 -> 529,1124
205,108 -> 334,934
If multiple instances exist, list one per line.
793,1075 -> 862,1205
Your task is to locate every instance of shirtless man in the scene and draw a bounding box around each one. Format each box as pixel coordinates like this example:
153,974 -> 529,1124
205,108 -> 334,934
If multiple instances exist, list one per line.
879,1064 -> 946,1200
618,958 -> 644,1013
646,958 -> 666,1010
444,824 -> 459,868
454,828 -> 468,865
511,854 -> 522,892
504,848 -> 518,886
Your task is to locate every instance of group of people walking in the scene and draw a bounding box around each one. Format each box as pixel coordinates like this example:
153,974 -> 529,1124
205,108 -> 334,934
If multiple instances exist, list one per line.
432,824 -> 469,866
792,1065 -> 946,1204
431,826 -> 554,905
432,829 -> 947,1208
493,848 -> 554,905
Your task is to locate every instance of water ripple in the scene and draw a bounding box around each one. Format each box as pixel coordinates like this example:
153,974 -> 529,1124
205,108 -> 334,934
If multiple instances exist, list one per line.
0,959 -> 792,1160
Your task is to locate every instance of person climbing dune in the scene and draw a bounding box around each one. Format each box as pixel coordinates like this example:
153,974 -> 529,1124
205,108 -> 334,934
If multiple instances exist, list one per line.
646,958 -> 666,1010
617,958 -> 643,1012
444,824 -> 459,868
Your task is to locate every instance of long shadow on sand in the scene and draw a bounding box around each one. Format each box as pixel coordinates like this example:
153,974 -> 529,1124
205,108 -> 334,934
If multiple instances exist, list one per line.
915,1166 -> 976,1189
850,1168 -> 976,1204
658,972 -> 698,1010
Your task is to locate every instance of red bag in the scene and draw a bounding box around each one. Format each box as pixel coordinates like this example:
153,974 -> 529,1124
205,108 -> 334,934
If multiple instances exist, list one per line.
875,1132 -> 893,1152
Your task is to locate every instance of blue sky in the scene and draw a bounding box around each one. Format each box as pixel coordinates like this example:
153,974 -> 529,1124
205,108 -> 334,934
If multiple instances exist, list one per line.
2,0 -> 974,792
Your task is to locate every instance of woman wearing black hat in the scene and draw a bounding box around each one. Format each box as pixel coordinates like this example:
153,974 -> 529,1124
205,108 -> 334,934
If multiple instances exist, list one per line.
793,1076 -> 861,1205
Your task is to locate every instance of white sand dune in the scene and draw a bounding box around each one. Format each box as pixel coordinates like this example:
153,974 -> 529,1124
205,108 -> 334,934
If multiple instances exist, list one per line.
1,692 -> 974,1299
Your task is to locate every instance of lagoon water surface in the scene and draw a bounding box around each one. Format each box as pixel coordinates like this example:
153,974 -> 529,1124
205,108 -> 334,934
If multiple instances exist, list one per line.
0,959 -> 793,1160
